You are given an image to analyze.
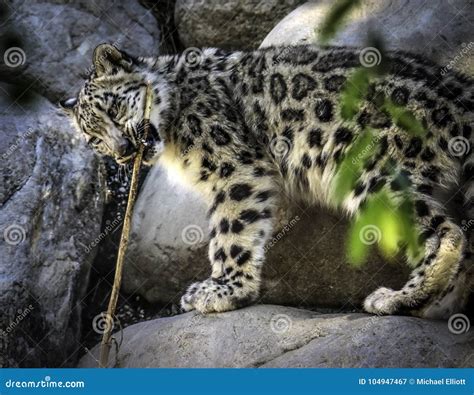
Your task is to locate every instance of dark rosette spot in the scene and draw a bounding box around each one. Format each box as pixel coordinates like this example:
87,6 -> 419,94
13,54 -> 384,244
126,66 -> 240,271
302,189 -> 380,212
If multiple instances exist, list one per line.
315,99 -> 333,122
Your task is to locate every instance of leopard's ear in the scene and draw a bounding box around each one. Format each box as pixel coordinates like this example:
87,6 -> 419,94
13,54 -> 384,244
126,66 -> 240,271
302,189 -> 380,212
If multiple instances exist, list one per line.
59,97 -> 77,114
93,43 -> 134,77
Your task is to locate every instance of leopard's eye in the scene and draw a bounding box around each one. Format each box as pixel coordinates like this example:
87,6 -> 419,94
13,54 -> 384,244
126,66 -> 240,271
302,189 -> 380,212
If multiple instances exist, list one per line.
88,136 -> 101,147
107,105 -> 118,119
107,99 -> 122,120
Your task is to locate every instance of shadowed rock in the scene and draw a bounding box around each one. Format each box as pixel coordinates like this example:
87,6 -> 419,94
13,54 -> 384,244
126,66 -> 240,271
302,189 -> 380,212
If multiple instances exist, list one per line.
0,88 -> 104,367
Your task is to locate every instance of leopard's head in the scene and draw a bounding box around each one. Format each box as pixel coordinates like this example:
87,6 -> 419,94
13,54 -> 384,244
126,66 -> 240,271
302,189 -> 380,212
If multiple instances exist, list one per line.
60,43 -> 163,165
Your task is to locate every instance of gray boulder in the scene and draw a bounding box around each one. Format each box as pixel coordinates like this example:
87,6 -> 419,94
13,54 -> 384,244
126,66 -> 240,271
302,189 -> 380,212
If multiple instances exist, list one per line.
0,0 -> 160,102
123,165 -> 210,302
123,164 -> 410,309
0,88 -> 104,367
174,0 -> 306,50
78,305 -> 474,367
261,0 -> 473,74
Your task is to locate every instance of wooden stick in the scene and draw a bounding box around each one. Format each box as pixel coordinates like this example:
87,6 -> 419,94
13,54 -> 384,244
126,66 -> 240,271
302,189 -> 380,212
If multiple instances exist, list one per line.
98,83 -> 153,368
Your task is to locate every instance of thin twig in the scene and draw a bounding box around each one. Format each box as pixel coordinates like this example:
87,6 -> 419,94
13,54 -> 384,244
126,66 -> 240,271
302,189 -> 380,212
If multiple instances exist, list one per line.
98,83 -> 153,368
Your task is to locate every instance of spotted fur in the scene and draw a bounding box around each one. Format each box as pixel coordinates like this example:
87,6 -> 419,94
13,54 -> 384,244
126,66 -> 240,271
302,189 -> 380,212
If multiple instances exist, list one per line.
62,44 -> 473,318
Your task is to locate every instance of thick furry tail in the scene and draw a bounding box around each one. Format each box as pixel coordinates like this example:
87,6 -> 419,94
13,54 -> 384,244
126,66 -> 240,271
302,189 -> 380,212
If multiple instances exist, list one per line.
461,143 -> 473,252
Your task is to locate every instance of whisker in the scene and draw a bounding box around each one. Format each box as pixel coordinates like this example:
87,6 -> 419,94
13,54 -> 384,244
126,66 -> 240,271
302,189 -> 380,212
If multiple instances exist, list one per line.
118,164 -> 128,184
124,163 -> 132,181
117,165 -> 122,184
126,122 -> 139,146
123,163 -> 132,183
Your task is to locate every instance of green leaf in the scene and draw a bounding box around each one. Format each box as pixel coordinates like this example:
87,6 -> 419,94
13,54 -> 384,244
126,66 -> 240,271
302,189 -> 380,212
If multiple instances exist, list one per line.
347,191 -> 384,265
318,0 -> 361,44
340,68 -> 370,120
345,188 -> 425,266
376,192 -> 401,258
347,213 -> 370,266
365,31 -> 388,76
382,99 -> 425,136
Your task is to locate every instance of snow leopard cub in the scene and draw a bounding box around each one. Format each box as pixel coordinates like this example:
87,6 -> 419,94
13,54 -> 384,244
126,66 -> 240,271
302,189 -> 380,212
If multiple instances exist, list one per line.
61,44 -> 473,319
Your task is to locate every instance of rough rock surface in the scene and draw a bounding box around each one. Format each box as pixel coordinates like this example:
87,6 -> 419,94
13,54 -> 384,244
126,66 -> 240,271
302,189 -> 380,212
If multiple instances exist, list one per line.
0,0 -> 160,102
261,0 -> 473,74
78,305 -> 474,368
123,164 -> 411,309
0,88 -> 104,367
174,0 -> 306,50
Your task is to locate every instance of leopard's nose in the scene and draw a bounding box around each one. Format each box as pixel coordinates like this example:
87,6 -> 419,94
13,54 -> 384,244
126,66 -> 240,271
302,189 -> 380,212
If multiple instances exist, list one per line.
118,139 -> 134,157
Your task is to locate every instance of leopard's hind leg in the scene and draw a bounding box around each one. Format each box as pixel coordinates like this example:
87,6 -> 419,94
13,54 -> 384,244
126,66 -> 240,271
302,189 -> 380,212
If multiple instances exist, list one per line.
364,190 -> 469,319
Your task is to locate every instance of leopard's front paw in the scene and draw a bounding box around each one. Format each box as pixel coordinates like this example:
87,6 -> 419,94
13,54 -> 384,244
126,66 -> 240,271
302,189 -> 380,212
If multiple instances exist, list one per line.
180,278 -> 255,314
363,287 -> 402,315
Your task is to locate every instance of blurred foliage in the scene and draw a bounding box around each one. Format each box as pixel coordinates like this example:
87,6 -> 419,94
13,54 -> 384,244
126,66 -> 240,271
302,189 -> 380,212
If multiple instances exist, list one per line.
318,0 -> 425,265
382,99 -> 425,136
348,190 -> 421,265
318,0 -> 360,44
340,68 -> 370,120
